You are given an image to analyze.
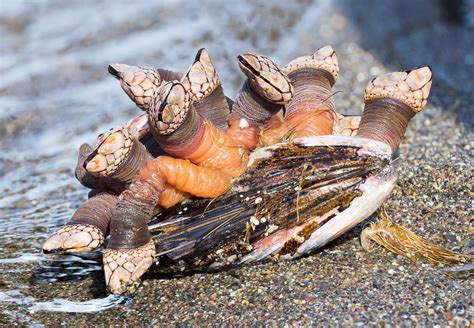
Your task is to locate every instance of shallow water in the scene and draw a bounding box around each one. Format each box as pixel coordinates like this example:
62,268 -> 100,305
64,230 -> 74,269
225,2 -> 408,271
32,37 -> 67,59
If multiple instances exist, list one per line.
1,0 -> 473,325
28,294 -> 128,313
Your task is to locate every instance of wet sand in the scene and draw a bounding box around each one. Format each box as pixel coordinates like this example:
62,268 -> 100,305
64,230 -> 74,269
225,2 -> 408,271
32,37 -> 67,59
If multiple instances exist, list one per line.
0,0 -> 472,325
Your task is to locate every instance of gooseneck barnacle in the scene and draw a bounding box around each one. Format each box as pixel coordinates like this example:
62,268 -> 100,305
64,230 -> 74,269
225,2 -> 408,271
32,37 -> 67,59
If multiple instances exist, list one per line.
42,46 -> 434,295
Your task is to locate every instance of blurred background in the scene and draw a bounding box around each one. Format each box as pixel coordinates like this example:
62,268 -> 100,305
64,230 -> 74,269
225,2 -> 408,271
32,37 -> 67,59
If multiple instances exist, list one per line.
0,0 -> 473,325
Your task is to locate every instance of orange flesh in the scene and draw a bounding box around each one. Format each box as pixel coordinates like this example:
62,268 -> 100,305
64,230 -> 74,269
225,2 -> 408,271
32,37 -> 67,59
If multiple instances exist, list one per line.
158,184 -> 189,209
259,113 -> 287,146
146,156 -> 232,199
185,120 -> 248,178
136,118 -> 252,209
226,113 -> 260,151
261,109 -> 335,146
285,110 -> 334,139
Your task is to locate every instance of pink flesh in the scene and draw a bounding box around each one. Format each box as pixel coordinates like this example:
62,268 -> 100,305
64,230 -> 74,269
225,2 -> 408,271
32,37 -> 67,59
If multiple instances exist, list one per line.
252,207 -> 339,250
124,114 -> 149,139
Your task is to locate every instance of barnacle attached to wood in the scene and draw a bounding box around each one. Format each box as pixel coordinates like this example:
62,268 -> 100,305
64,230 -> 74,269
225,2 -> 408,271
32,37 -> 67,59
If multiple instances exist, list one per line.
41,45 -> 441,296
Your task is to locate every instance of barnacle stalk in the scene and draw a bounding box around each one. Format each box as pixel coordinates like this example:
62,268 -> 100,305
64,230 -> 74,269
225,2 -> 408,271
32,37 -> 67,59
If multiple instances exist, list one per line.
85,127 -> 153,183
284,46 -> 338,138
181,48 -> 231,131
358,66 -> 433,152
260,46 -> 340,145
43,143 -> 126,254
227,53 -> 293,150
43,191 -> 116,253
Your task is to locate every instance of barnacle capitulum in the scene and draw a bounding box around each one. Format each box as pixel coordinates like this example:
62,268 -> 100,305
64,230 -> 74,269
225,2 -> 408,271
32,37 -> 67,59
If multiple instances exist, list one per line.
334,114 -> 361,136
150,81 -> 191,136
238,53 -> 293,105
108,63 -> 182,112
181,48 -> 231,131
42,191 -> 113,254
108,64 -> 161,112
103,240 -> 156,295
86,128 -> 133,175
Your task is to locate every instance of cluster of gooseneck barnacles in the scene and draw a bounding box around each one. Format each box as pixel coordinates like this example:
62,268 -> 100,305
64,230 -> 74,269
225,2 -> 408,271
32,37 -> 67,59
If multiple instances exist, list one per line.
42,46 -> 433,294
